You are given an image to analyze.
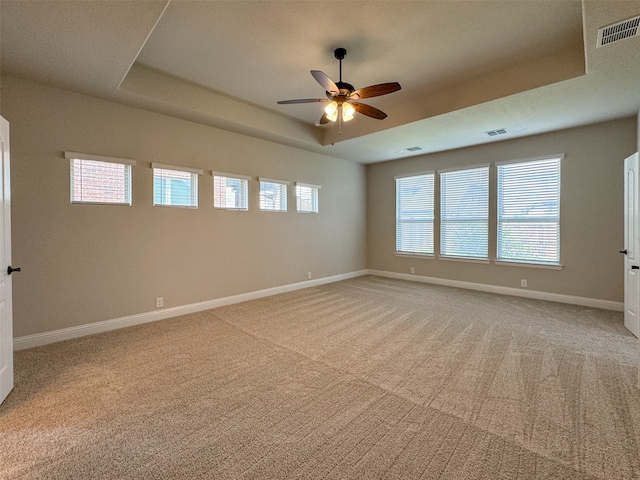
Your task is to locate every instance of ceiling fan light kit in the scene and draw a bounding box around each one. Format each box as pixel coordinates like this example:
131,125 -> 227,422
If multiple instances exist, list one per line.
277,47 -> 401,128
324,100 -> 355,122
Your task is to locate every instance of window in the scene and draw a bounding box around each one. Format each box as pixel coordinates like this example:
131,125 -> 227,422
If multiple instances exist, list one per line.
440,166 -> 489,259
213,172 -> 249,210
153,163 -> 202,208
396,173 -> 434,255
67,152 -> 135,205
497,156 -> 561,264
296,183 -> 320,213
259,178 -> 288,212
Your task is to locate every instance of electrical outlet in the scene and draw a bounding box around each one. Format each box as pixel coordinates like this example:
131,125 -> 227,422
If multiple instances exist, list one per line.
307,272 -> 312,280
156,297 -> 164,308
520,279 -> 527,288
410,267 -> 415,274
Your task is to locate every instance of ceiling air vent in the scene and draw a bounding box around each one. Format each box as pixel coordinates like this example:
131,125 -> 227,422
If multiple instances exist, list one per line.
597,15 -> 640,48
485,128 -> 508,137
406,146 -> 422,152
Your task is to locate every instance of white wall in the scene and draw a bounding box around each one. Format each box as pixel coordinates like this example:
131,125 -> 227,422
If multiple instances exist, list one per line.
2,76 -> 367,337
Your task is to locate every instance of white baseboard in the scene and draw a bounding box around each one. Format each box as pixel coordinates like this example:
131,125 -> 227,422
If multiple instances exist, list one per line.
14,268 -> 622,351
367,269 -> 624,312
13,270 -> 369,351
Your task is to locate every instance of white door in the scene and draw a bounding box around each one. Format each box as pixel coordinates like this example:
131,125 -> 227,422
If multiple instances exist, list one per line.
0,116 -> 14,406
623,152 -> 640,338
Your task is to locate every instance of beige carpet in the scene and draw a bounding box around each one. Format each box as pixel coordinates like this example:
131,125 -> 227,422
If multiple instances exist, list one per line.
1,275 -> 638,479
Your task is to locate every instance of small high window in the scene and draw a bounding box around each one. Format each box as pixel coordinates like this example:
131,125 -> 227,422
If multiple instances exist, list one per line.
296,183 -> 320,213
213,172 -> 249,210
152,163 -> 202,208
67,151 -> 135,205
259,178 -> 288,212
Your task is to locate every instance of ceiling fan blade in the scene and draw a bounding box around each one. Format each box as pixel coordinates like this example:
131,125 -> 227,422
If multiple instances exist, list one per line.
350,82 -> 401,99
319,113 -> 330,124
351,102 -> 388,120
310,70 -> 339,95
277,98 -> 328,104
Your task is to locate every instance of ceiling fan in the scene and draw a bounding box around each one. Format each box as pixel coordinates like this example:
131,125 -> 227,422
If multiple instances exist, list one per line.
277,48 -> 401,126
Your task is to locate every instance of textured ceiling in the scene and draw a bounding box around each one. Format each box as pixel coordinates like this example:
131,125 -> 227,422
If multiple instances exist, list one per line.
1,1 -> 639,164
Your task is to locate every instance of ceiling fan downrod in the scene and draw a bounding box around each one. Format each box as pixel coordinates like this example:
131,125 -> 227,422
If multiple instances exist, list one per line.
332,48 -> 354,95
334,47 -> 346,83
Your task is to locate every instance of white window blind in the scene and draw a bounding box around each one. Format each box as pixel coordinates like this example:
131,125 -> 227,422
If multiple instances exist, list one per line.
213,172 -> 249,210
497,157 -> 561,264
296,183 -> 320,213
396,173 -> 434,255
259,178 -> 288,212
440,166 -> 489,259
67,152 -> 135,205
153,164 -> 201,208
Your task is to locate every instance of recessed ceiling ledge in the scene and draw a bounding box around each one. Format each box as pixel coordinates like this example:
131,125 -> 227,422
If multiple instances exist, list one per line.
119,64 -> 322,147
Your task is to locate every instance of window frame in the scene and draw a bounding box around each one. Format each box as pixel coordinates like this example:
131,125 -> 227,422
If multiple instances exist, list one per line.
259,177 -> 289,212
295,182 -> 320,213
66,151 -> 136,206
395,172 -> 435,256
496,155 -> 562,266
439,165 -> 489,261
152,162 -> 203,209
213,171 -> 250,211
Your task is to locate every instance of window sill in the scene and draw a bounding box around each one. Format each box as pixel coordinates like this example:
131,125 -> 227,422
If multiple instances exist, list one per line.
71,201 -> 131,206
395,252 -> 435,259
438,256 -> 490,264
153,204 -> 198,209
494,260 -> 563,270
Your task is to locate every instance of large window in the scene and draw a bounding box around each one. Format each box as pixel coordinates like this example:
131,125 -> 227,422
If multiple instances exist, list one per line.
213,172 -> 249,210
259,178 -> 288,212
153,163 -> 202,208
497,156 -> 561,264
396,173 -> 434,255
296,183 -> 320,213
440,166 -> 489,259
67,152 -> 135,205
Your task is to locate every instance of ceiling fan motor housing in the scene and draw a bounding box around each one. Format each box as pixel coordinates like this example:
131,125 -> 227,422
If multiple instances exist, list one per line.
335,81 -> 354,95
